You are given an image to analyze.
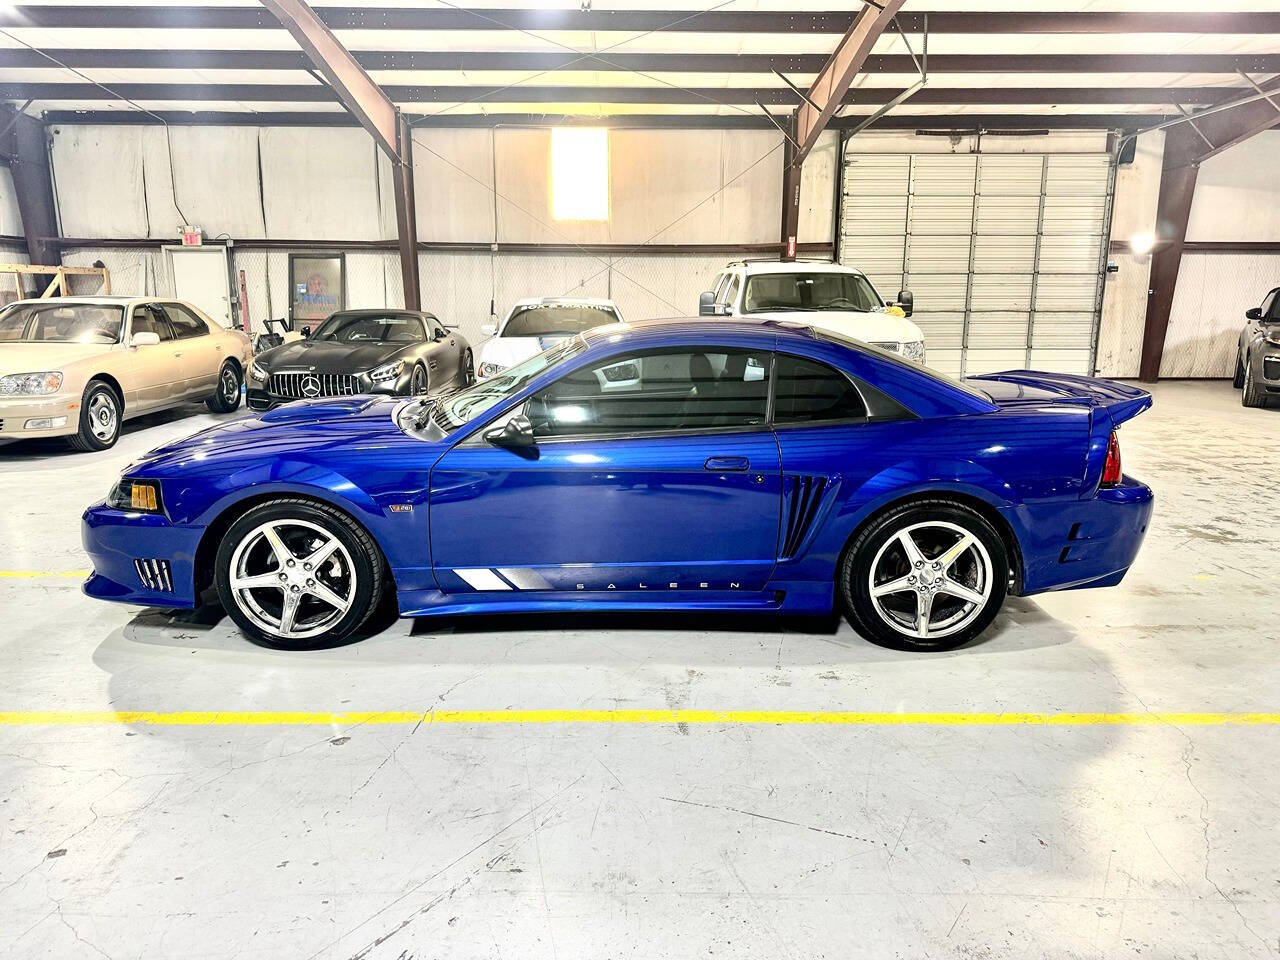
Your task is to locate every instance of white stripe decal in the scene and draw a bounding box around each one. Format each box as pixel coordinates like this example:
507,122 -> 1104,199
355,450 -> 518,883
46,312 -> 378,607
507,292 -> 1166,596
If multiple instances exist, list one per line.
455,568 -> 513,591
497,568 -> 551,590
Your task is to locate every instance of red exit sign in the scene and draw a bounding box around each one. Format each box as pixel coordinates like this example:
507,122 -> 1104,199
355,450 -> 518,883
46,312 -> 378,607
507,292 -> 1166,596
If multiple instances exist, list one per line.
180,226 -> 202,246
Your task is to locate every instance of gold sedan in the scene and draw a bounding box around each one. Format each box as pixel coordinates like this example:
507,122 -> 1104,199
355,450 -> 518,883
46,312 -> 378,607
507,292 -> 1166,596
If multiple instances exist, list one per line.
0,296 -> 252,451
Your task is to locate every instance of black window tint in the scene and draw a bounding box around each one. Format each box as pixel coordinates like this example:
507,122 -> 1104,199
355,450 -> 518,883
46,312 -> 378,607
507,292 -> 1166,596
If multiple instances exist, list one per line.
131,306 -> 173,341
1264,290 -> 1280,320
164,305 -> 209,339
526,348 -> 770,437
773,354 -> 868,423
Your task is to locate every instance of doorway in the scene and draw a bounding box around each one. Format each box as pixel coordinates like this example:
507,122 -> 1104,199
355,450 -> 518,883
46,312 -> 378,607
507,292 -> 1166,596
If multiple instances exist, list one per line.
164,245 -> 232,328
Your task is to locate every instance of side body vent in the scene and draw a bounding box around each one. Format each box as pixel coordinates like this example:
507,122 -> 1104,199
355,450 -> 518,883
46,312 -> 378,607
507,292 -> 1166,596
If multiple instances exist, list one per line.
781,475 -> 829,560
134,558 -> 173,593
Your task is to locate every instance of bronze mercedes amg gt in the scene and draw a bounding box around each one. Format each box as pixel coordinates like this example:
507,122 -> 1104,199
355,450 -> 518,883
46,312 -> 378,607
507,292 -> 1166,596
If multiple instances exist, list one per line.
246,309 -> 473,411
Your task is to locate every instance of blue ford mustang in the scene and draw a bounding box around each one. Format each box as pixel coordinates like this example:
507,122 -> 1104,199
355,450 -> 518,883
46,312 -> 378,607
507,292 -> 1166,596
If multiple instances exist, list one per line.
83,319 -> 1153,651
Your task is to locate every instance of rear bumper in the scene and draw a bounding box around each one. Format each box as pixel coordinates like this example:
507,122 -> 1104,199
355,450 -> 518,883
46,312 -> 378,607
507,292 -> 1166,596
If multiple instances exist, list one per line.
1015,476 -> 1154,595
81,503 -> 202,608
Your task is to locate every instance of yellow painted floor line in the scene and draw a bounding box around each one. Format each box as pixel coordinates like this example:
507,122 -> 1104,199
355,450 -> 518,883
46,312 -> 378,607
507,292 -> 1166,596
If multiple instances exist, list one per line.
0,570 -> 89,579
0,710 -> 1277,727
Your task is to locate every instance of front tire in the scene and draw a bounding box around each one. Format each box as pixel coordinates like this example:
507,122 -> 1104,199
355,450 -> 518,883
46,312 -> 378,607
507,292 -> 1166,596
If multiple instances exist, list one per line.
409,363 -> 429,396
1242,357 -> 1266,408
214,499 -> 384,649
839,500 -> 1008,651
206,362 -> 242,413
1232,352 -> 1245,389
463,348 -> 475,386
67,379 -> 121,452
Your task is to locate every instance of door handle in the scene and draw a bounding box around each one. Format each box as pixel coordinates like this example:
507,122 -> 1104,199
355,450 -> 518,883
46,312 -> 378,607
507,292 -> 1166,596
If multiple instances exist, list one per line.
705,456 -> 749,472
173,351 -> 183,358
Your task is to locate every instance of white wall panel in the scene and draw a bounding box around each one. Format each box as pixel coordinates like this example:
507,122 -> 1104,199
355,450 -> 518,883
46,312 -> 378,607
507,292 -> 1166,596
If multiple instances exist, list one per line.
49,126 -> 149,237
410,129 -> 497,243
1186,131 -> 1280,243
140,127 -> 266,239
0,167 -> 22,237
258,128 -> 383,240
1160,252 -> 1280,378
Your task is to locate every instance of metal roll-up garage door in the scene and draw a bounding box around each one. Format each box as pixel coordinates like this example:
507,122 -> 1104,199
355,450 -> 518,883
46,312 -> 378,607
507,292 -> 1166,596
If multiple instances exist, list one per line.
839,140 -> 1116,379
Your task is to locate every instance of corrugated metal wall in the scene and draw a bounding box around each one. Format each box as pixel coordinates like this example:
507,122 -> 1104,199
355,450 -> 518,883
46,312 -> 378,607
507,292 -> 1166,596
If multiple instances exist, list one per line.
840,137 -> 1114,378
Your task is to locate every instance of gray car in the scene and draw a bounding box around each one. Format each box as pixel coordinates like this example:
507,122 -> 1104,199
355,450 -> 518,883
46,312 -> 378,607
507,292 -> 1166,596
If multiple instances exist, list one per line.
246,309 -> 473,411
1235,286 -> 1280,408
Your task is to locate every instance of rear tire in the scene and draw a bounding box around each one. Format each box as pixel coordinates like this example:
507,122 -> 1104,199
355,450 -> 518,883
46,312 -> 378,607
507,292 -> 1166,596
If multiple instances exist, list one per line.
214,498 -> 384,650
839,500 -> 1008,652
1232,352 -> 1245,389
206,362 -> 242,413
1241,357 -> 1266,408
67,379 -> 121,452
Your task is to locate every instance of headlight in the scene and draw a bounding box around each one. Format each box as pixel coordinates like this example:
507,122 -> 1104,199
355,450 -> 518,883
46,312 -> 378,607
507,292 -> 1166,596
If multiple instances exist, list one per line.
1264,330 -> 1280,347
901,340 -> 927,364
369,360 -> 406,383
248,361 -> 268,382
0,371 -> 63,395
477,361 -> 506,378
107,478 -> 163,513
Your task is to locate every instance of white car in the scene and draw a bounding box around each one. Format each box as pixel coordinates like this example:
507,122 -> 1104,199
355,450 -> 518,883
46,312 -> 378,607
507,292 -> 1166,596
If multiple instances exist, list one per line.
477,297 -> 623,379
698,260 -> 925,364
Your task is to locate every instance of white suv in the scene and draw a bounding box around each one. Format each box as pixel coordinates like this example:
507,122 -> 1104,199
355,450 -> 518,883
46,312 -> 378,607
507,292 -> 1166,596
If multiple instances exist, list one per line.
699,260 -> 925,364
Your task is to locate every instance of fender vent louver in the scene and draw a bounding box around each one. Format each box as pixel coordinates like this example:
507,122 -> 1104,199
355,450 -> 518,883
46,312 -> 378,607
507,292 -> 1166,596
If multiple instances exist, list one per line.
781,475 -> 828,560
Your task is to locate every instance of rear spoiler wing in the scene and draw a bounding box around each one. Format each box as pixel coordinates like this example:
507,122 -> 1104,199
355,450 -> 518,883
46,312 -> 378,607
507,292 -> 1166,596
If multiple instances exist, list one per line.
969,371 -> 1152,427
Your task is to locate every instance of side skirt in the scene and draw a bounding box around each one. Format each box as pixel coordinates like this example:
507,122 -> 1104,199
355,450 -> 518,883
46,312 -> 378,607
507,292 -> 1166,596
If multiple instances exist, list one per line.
397,585 -> 835,619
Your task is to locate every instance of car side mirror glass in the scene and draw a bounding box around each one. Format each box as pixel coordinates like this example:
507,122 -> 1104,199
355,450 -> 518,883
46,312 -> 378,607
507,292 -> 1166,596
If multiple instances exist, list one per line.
698,291 -> 718,316
484,414 -> 537,454
432,327 -> 446,341
896,289 -> 914,317
1246,307 -> 1262,320
131,331 -> 160,347
481,322 -> 498,336
300,325 -> 312,337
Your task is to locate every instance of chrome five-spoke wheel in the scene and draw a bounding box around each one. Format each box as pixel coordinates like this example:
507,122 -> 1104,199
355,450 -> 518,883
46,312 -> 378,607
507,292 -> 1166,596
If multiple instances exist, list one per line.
228,519 -> 357,641
868,521 -> 992,640
841,500 -> 1009,651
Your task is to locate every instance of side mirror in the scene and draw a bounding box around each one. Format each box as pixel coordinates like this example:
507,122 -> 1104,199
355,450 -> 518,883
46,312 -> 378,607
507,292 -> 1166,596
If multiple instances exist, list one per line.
698,291 -> 718,317
300,325 -> 312,337
484,414 -> 537,454
895,289 -> 914,318
481,322 -> 498,336
131,331 -> 160,347
1246,307 -> 1262,320
432,327 -> 447,341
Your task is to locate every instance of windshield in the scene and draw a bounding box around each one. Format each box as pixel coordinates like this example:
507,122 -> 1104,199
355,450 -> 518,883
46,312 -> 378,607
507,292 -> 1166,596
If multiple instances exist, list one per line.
0,303 -> 125,344
312,313 -> 425,344
429,335 -> 589,430
502,305 -> 618,337
743,272 -> 883,314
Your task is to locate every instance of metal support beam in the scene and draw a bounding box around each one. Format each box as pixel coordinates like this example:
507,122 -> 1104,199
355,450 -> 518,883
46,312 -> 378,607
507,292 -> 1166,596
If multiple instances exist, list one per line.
1137,74 -> 1280,381
0,105 -> 60,266
258,0 -> 418,308
780,0 -> 906,260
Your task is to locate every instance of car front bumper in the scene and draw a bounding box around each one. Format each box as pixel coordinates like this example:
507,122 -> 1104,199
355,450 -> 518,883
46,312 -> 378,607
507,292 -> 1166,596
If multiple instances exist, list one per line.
0,393 -> 80,439
82,503 -> 204,608
245,370 -> 413,411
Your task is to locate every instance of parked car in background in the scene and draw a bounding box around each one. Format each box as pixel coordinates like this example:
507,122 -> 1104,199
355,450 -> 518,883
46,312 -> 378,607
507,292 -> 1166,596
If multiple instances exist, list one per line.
0,296 -> 250,451
477,297 -> 622,378
699,260 -> 925,364
246,309 -> 472,411
1235,286 -> 1280,408
84,317 -> 1153,652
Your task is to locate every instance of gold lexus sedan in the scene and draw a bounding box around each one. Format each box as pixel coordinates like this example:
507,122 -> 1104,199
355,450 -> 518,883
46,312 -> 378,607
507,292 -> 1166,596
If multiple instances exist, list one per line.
0,297 -> 253,451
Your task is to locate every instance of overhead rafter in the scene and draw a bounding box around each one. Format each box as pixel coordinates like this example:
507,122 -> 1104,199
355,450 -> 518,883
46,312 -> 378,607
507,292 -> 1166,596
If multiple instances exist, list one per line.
257,0 -> 420,309
1138,73 -> 1280,382
1,82 -> 1256,107
2,7 -> 1279,33
6,50 -> 1280,75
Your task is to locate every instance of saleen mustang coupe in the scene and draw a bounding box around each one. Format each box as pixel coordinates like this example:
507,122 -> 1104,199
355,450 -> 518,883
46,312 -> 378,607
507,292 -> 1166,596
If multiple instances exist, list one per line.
83,319 -> 1153,651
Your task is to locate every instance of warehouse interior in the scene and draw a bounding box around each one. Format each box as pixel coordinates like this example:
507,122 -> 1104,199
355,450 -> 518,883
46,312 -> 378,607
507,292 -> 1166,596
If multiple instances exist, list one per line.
1,2 -> 1279,958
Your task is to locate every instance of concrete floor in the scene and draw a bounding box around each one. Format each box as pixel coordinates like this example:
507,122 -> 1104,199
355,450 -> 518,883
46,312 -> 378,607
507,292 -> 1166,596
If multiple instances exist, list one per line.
0,381 -> 1277,960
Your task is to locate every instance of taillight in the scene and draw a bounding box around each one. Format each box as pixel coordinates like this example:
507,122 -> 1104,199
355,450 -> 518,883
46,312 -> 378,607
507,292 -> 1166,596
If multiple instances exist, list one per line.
1101,431 -> 1122,486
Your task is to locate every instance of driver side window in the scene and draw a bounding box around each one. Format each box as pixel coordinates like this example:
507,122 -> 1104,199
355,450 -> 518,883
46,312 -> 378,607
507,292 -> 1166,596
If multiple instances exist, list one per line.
524,347 -> 770,438
131,306 -> 173,341
1263,289 -> 1280,321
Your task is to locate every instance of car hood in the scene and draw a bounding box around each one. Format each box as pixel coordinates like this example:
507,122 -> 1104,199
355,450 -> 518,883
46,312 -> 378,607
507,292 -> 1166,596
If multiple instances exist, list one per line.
0,341 -> 116,372
480,335 -> 569,368
127,396 -> 417,476
750,310 -> 924,344
257,338 -> 410,372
